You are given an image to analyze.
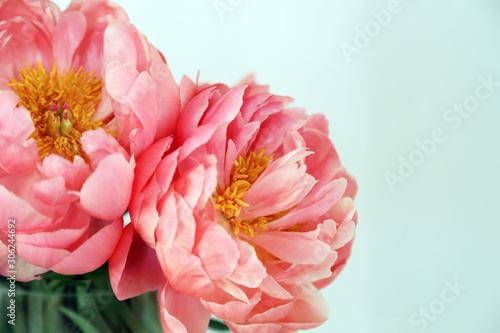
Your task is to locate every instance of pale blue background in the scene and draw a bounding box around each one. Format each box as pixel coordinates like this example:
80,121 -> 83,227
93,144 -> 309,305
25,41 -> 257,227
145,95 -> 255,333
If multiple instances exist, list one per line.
52,0 -> 500,332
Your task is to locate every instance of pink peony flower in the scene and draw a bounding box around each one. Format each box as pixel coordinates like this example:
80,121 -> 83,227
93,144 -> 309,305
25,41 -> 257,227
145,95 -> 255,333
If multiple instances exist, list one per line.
0,0 -> 180,281
110,76 -> 357,332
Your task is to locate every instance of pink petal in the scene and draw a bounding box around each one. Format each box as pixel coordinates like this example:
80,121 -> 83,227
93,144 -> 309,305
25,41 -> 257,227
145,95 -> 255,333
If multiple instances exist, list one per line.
53,11 -> 86,71
109,224 -> 166,300
70,0 -> 129,72
0,242 -> 48,281
153,193 -> 177,247
0,14 -> 55,83
277,284 -> 330,331
300,128 -> 342,182
158,283 -> 211,333
156,243 -> 215,299
105,61 -> 140,105
39,155 -> 91,190
32,176 -> 77,205
202,85 -> 246,126
258,276 -> 293,300
79,153 -> 133,220
131,136 -> 173,195
251,229 -> 330,265
177,86 -> 214,142
123,71 -> 159,157
16,204 -> 90,269
228,240 -> 267,288
103,21 -> 150,72
0,91 -> 38,174
105,62 -> 159,158
174,154 -> 217,211
332,220 -> 356,250
0,139 -> 39,175
226,322 -> 283,333
0,186 -> 52,232
150,58 -> 180,139
240,91 -> 292,124
131,181 -> 160,248
174,162 -> 207,209
0,91 -> 34,142
203,291 -> 262,324
304,113 -> 329,135
51,215 -> 123,275
248,95 -> 293,124
179,75 -> 197,111
239,92 -> 270,122
213,279 -> 251,303
272,251 -> 338,285
81,128 -> 130,169
229,121 -> 260,159
334,168 -> 358,199
266,178 -> 347,231
222,139 -> 238,188
249,300 -> 294,324
329,197 -> 357,227
156,193 -> 196,251
132,147 -> 177,248
178,123 -> 219,160
251,108 -> 308,154
239,150 -> 316,219
195,222 -> 239,280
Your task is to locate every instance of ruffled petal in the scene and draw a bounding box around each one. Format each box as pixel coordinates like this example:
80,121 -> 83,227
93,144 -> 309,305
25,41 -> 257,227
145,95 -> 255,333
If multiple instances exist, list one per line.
0,241 -> 48,281
156,243 -> 215,300
109,224 -> 166,300
239,150 -> 316,220
79,153 -> 133,220
81,128 -> 130,169
150,56 -> 180,139
51,215 -> 123,275
0,91 -> 38,175
203,291 -> 261,324
158,283 -> 211,333
266,178 -> 347,231
103,21 -> 150,72
53,11 -> 86,71
251,229 -> 330,265
105,61 -> 159,157
228,240 -> 267,288
32,176 -> 76,205
0,185 -> 52,232
196,222 -> 239,280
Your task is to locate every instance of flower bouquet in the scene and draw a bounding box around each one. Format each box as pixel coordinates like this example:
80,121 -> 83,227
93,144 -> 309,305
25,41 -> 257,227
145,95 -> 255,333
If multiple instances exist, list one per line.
0,1 -> 358,332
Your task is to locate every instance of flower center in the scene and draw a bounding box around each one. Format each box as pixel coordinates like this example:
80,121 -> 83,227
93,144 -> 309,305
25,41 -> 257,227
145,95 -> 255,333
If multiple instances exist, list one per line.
6,61 -> 108,161
213,148 -> 289,237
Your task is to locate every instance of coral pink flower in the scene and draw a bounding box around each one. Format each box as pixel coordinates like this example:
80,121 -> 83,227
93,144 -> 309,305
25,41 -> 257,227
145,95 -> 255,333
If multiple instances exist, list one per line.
110,76 -> 357,332
0,0 -> 179,281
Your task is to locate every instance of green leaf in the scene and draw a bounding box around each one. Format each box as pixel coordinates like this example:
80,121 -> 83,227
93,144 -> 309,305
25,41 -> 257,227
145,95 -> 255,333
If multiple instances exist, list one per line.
209,318 -> 230,331
13,285 -> 28,333
38,271 -> 77,280
44,294 -> 65,333
27,282 -> 43,333
38,262 -> 110,281
130,292 -> 163,332
82,263 -> 109,280
59,306 -> 100,333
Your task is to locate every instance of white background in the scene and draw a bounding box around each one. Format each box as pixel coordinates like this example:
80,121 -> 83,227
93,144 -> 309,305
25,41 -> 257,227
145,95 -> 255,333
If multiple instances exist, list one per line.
52,0 -> 500,332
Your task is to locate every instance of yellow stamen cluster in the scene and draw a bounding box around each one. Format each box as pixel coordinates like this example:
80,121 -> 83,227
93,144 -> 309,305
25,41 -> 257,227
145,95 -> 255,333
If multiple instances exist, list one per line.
214,148 -> 271,219
213,148 -> 292,237
232,209 -> 292,238
6,62 -> 108,161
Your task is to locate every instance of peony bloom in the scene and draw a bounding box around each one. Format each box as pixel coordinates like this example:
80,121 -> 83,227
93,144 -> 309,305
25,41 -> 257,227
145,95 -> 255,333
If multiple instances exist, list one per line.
110,76 -> 357,332
0,0 -> 180,280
